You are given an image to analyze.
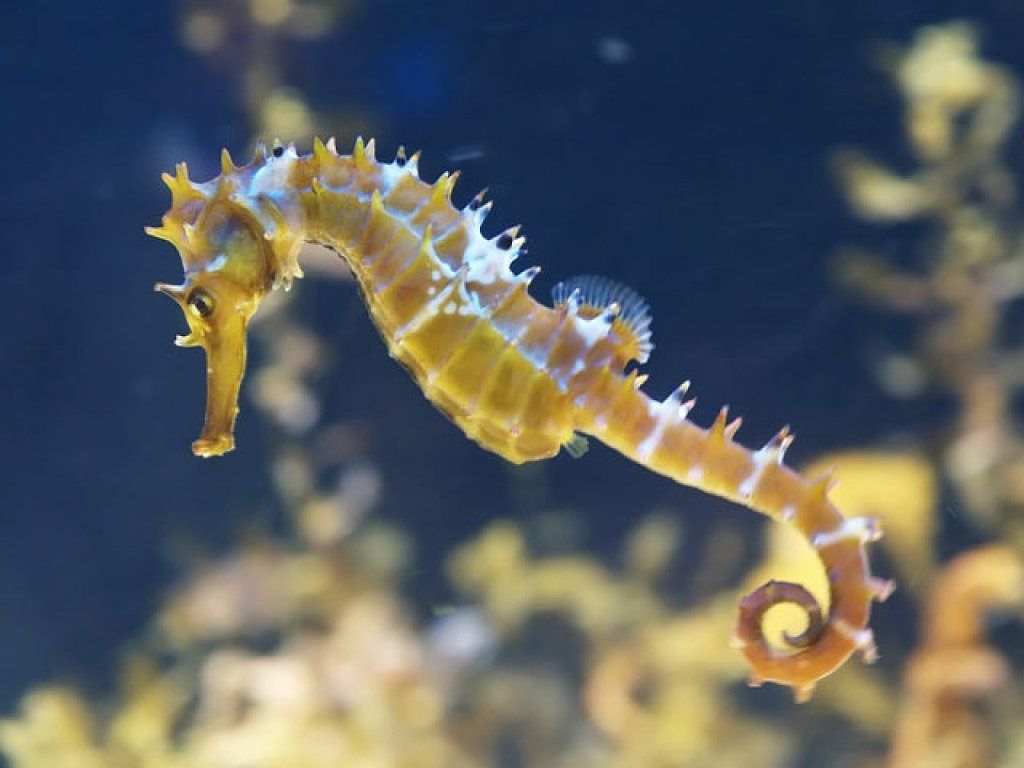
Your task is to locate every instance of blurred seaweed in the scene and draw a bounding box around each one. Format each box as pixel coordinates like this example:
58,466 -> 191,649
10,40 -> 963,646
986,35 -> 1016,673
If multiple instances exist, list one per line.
831,20 -> 1024,768
179,0 -> 369,143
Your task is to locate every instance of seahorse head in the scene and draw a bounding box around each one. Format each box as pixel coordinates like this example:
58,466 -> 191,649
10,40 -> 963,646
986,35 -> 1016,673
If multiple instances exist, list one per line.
149,168 -> 287,456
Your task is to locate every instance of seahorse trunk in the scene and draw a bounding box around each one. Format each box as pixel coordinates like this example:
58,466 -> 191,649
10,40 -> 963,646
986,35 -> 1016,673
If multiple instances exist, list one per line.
574,371 -> 892,701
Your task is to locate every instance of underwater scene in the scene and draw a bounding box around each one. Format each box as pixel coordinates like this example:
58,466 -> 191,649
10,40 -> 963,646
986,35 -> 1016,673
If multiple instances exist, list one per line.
4,0 -> 1024,766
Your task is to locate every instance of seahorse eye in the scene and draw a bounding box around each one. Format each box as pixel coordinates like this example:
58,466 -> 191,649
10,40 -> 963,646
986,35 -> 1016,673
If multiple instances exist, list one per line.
188,289 -> 215,318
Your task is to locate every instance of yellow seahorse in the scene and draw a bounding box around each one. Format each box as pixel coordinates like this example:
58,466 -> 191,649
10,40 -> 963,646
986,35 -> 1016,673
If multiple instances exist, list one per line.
148,138 -> 892,700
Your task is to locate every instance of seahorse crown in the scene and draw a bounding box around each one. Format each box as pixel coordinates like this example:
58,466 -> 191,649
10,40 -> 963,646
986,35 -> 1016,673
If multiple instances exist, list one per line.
149,137 -> 891,701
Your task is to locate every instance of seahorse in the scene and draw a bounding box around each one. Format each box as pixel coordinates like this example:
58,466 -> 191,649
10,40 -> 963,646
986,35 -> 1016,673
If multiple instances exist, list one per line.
148,137 -> 892,700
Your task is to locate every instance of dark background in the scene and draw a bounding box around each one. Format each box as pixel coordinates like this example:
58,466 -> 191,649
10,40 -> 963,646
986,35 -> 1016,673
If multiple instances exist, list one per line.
1,0 -> 1022,710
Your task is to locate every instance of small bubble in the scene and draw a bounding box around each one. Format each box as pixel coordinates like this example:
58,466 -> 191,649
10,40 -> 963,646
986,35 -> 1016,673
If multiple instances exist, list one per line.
596,36 -> 632,65
182,11 -> 225,53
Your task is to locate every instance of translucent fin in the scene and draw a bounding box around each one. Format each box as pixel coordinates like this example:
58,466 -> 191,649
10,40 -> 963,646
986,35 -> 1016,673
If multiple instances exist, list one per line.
552,274 -> 654,363
564,433 -> 590,459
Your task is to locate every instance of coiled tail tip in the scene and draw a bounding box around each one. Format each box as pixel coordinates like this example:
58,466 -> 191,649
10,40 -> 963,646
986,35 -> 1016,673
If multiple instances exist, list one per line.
733,579 -> 885,702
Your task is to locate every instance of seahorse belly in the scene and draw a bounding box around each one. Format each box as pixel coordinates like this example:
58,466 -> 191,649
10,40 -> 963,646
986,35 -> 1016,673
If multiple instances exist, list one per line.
303,152 -> 578,463
389,284 -> 577,462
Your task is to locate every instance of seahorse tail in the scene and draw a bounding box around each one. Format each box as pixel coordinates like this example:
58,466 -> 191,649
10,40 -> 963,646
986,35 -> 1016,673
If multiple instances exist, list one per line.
577,381 -> 892,700
731,478 -> 895,702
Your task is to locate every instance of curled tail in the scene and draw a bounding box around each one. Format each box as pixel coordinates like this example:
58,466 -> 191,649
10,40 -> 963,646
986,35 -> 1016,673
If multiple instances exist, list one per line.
575,370 -> 893,701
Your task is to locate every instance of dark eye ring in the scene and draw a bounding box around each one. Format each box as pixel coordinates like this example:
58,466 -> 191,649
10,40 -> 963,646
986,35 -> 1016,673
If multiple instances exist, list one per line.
188,289 -> 214,318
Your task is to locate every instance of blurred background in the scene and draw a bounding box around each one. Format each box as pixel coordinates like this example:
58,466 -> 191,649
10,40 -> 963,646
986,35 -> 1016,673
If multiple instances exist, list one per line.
3,1 -> 1024,766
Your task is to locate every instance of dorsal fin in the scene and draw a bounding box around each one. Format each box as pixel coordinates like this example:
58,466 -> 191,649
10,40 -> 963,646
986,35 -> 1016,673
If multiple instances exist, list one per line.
552,274 -> 654,363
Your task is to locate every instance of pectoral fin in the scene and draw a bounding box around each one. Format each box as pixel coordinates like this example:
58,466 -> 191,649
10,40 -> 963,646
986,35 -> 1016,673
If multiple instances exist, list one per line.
564,433 -> 590,459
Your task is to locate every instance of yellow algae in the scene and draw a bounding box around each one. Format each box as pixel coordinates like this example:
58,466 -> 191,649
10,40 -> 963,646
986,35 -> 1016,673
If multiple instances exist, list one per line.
890,546 -> 1024,768
832,151 -> 935,220
623,512 -> 683,581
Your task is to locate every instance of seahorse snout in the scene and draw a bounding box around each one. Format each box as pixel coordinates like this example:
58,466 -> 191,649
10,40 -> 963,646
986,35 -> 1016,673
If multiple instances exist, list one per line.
155,274 -> 260,457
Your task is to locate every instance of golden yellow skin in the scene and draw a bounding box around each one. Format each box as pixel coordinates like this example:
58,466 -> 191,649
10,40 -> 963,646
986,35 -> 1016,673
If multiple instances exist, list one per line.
149,138 -> 891,700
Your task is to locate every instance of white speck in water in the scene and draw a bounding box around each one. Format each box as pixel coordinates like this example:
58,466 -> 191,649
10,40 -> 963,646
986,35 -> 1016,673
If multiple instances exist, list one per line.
447,144 -> 487,164
596,36 -> 632,65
